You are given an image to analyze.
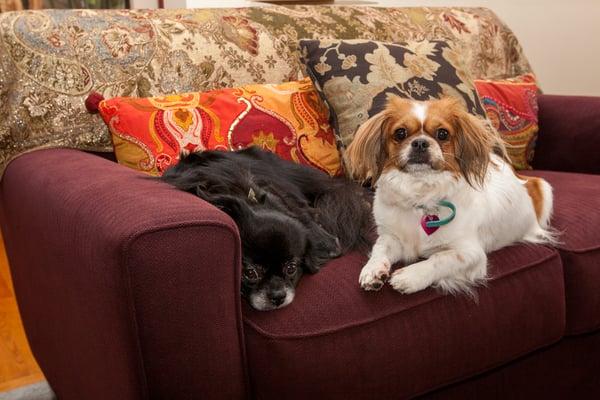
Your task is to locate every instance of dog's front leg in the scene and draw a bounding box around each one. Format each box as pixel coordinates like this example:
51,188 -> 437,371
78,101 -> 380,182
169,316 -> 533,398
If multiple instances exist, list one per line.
389,242 -> 487,294
359,234 -> 404,291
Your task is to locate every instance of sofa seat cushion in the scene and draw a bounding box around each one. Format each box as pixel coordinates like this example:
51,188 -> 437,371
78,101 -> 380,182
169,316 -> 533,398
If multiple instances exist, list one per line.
243,245 -> 564,399
522,170 -> 600,334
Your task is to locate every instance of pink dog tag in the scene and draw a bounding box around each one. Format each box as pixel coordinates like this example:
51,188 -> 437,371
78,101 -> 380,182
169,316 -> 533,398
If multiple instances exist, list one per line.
420,215 -> 440,236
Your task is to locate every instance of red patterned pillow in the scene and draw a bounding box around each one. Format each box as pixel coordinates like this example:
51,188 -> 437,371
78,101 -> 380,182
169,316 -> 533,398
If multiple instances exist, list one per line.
93,78 -> 342,176
473,74 -> 539,169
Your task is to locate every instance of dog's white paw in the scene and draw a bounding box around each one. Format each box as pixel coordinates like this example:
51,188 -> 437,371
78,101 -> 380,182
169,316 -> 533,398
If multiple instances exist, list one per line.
359,259 -> 391,291
389,264 -> 432,294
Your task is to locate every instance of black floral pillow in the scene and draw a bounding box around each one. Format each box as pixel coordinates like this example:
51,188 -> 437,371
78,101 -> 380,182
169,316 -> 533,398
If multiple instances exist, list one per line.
300,39 -> 486,148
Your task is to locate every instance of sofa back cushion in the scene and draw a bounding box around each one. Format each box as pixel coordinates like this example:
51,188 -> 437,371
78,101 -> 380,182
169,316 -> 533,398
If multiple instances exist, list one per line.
0,6 -> 533,176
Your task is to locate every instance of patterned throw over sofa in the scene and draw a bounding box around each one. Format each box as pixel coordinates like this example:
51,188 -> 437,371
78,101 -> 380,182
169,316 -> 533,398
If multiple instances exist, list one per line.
1,6 -> 599,400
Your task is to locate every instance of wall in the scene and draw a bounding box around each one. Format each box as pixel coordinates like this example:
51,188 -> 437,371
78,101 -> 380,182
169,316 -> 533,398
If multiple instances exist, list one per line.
365,0 -> 600,96
144,0 -> 600,96
131,0 -> 157,8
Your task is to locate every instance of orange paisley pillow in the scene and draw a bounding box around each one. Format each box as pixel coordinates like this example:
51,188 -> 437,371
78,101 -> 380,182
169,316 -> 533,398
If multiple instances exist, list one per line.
473,74 -> 539,170
96,78 -> 342,176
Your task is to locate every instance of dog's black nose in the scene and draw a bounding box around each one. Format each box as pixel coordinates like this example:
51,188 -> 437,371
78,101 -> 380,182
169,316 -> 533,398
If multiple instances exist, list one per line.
411,139 -> 429,152
270,290 -> 286,306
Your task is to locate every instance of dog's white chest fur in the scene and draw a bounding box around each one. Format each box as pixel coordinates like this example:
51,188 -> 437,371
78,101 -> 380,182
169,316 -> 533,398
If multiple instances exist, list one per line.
373,168 -> 461,260
374,157 -> 542,255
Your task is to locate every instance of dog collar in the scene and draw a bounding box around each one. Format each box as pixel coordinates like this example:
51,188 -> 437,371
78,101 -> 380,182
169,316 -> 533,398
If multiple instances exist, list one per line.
420,200 -> 456,235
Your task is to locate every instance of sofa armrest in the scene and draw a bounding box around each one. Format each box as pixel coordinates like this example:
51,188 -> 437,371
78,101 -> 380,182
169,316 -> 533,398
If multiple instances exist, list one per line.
533,94 -> 600,174
0,149 -> 248,400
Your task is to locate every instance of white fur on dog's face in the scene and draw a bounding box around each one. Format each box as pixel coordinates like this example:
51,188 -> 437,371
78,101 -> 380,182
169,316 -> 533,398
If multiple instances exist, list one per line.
412,102 -> 428,124
347,96 -> 555,295
249,287 -> 295,311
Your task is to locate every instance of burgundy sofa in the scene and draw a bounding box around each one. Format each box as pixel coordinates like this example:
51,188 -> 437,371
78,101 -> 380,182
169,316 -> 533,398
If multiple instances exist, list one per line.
0,94 -> 599,399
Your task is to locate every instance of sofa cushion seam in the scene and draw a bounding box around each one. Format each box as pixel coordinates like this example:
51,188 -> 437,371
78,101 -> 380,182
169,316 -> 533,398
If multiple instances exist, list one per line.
557,244 -> 600,254
566,324 -> 600,336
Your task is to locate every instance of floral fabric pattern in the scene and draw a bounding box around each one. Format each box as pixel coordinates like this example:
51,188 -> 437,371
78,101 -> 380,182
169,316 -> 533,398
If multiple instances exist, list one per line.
301,39 -> 486,147
474,74 -> 539,170
98,78 -> 342,176
0,6 -> 533,176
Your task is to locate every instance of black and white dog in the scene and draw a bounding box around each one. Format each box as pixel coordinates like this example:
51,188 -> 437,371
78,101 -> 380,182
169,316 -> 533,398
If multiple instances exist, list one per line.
161,147 -> 371,310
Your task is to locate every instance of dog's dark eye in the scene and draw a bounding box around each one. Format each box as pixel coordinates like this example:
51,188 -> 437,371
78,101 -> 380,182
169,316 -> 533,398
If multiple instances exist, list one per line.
283,261 -> 297,277
436,128 -> 449,141
243,266 -> 261,283
393,128 -> 407,141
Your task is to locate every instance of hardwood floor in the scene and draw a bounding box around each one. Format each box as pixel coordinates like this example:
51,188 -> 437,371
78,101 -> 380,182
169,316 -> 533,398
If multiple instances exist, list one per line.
0,231 -> 44,393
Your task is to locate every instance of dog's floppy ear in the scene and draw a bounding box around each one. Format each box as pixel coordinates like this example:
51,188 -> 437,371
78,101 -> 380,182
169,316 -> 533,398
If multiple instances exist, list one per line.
455,111 -> 497,188
344,112 -> 389,184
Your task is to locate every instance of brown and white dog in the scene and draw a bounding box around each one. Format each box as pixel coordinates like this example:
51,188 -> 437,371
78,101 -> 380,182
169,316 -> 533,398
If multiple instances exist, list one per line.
345,96 -> 555,294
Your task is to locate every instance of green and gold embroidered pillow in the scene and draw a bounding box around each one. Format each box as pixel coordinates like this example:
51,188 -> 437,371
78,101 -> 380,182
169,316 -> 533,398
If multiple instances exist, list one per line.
300,39 -> 487,148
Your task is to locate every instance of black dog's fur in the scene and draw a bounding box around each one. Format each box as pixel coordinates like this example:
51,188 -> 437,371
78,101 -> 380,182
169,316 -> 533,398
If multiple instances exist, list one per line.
161,147 -> 371,310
